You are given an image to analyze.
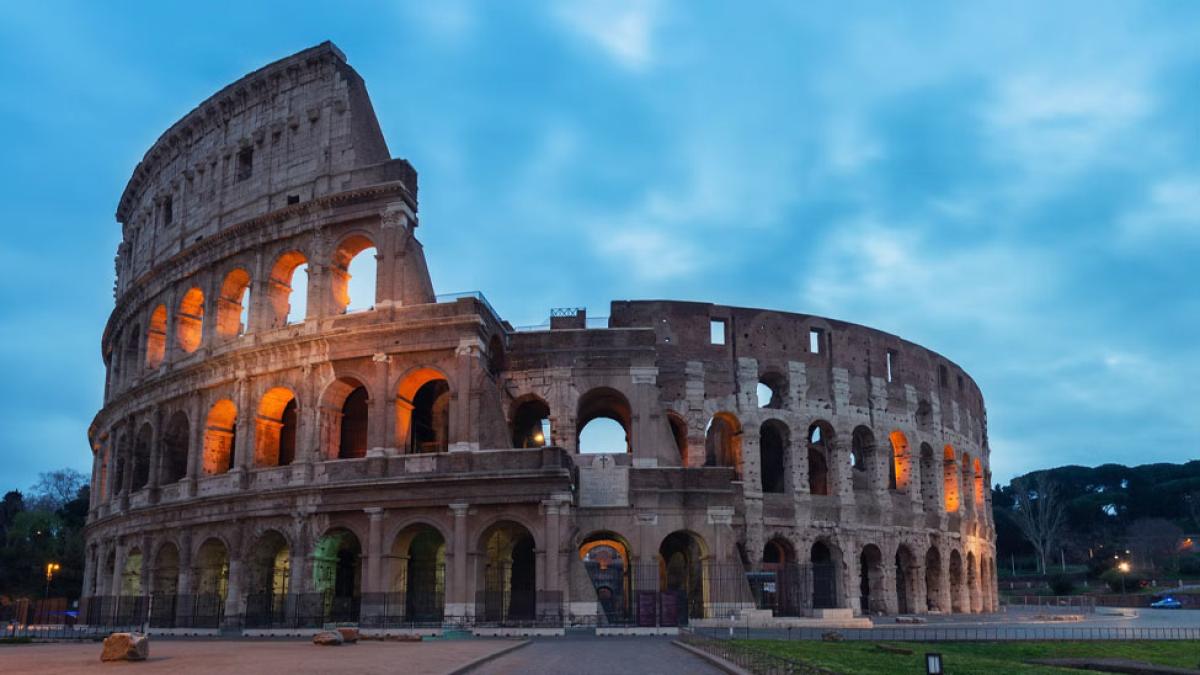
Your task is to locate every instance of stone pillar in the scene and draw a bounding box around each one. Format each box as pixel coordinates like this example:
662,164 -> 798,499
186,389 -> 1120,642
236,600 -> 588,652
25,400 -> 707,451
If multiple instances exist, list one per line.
111,538 -> 125,598
841,544 -> 860,614
629,366 -> 659,461
911,561 -> 927,614
186,395 -> 203,495
223,523 -> 245,628
175,531 -> 193,626
448,339 -> 478,452
447,503 -> 470,618
148,406 -> 163,498
364,508 -> 384,594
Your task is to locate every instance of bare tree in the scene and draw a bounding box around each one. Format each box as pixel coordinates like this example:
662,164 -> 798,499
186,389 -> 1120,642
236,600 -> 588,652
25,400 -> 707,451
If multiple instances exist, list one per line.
1126,518 -> 1183,573
26,468 -> 87,511
1009,473 -> 1067,575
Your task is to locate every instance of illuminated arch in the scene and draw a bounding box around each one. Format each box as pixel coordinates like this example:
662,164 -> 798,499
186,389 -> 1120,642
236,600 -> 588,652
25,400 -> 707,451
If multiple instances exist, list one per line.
889,430 -> 911,492
254,387 -> 298,467
704,412 -> 742,474
943,445 -> 960,512
202,399 -> 237,475
267,250 -> 309,328
396,367 -> 451,453
176,287 -> 205,353
145,304 -> 167,368
216,268 -> 251,338
331,233 -> 377,314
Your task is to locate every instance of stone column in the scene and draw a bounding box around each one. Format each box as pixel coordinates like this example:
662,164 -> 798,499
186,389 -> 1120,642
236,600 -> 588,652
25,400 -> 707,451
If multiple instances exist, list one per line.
111,538 -> 125,598
222,523 -> 246,629
911,561 -> 927,615
364,508 -> 384,594
448,339 -> 477,452
447,503 -> 470,619
148,406 -> 163,501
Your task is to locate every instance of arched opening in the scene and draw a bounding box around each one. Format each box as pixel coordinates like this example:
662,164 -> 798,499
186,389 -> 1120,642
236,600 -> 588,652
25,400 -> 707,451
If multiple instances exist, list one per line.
396,368 -> 451,454
758,538 -> 801,617
807,422 -> 834,496
195,538 -> 230,602
479,521 -> 537,623
318,377 -> 372,460
389,524 -> 446,623
943,445 -> 960,512
759,420 -> 789,494
859,544 -> 885,614
889,430 -> 910,491
973,458 -> 985,510
577,387 -> 632,454
579,532 -> 632,624
660,531 -> 707,620
121,548 -> 143,596
132,423 -> 152,491
895,545 -> 918,615
145,305 -> 167,369
202,399 -> 237,475
410,380 -> 450,454
666,411 -> 688,464
704,412 -> 742,475
267,251 -> 309,328
948,550 -> 964,613
122,327 -> 140,382
810,541 -> 839,609
967,551 -> 979,613
511,396 -> 551,448
153,544 -> 179,596
245,531 -> 291,625
850,426 -> 876,491
757,371 -> 787,409
960,453 -> 973,513
925,546 -> 943,613
254,387 -> 298,467
313,528 -> 362,622
176,287 -> 204,354
919,443 -> 938,513
216,268 -> 251,338
160,411 -> 189,484
331,235 -> 377,314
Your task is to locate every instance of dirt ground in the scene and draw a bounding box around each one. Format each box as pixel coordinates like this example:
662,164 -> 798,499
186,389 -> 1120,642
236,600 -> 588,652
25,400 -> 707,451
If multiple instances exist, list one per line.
0,638 -> 522,675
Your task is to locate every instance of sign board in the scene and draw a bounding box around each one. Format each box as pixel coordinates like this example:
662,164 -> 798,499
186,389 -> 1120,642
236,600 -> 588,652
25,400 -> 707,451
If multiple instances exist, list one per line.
578,456 -> 629,507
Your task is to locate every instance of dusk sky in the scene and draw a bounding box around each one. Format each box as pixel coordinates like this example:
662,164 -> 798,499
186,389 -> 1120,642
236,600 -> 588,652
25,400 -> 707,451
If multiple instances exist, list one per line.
1,1 -> 1197,491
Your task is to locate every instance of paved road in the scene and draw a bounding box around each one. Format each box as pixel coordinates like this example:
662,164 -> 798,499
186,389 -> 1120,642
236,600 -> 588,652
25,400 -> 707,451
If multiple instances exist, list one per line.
466,637 -> 725,675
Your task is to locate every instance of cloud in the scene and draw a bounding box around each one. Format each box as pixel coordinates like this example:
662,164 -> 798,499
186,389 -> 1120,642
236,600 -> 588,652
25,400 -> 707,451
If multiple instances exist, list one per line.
1118,175 -> 1200,243
592,226 -> 701,281
552,0 -> 660,71
983,73 -> 1152,179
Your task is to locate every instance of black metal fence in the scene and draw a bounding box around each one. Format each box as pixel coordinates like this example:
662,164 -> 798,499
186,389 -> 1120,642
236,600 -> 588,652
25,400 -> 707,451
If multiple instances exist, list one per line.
680,630 -> 834,674
688,624 -> 1200,641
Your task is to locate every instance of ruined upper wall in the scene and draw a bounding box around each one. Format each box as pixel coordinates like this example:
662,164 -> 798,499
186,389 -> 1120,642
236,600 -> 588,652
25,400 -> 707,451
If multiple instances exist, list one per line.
113,42 -> 412,297
609,300 -> 988,447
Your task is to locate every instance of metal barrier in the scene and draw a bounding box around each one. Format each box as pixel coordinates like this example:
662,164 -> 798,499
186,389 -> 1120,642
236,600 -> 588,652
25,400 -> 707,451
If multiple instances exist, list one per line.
680,630 -> 834,674
688,624 -> 1200,642
1001,595 -> 1097,613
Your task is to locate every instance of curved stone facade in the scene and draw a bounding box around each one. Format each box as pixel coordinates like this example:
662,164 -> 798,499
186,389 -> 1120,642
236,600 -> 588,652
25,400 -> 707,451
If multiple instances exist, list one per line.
84,42 -> 998,629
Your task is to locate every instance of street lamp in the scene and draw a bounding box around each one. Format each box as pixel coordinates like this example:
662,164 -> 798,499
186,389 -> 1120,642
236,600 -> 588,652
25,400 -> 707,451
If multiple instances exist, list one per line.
44,562 -> 60,600
1118,561 -> 1131,594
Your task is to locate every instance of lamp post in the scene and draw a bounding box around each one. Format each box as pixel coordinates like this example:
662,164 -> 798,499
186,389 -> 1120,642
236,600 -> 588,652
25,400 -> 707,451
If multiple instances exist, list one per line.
1118,561 -> 1131,594
43,562 -> 60,601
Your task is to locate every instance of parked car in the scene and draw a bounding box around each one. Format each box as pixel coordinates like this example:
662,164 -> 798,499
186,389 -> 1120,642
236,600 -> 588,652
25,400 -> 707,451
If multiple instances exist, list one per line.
1150,597 -> 1183,609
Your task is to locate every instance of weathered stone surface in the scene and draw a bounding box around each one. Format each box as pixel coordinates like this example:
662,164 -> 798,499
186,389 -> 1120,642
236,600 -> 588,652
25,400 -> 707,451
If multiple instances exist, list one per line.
100,632 -> 148,661
336,627 -> 359,643
313,631 -> 344,646
80,41 -> 998,630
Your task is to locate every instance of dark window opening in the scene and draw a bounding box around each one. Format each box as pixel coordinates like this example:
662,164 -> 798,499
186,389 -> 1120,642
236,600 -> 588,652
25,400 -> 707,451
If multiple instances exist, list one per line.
938,364 -> 948,387
338,386 -> 369,459
237,148 -> 254,182
287,194 -> 300,205
163,196 -> 173,226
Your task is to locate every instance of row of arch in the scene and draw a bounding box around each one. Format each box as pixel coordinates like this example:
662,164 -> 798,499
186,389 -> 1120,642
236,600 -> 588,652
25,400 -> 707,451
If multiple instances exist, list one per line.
110,235 -> 378,387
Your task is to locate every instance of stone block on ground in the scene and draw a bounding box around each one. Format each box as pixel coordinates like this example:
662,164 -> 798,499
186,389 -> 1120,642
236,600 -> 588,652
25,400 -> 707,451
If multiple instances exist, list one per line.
100,632 -> 149,661
336,627 -> 359,643
313,630 -> 344,646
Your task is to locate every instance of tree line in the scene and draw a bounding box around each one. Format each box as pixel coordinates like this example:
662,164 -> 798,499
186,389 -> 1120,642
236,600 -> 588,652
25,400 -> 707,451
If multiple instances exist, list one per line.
994,460 -> 1200,579
0,469 -> 89,603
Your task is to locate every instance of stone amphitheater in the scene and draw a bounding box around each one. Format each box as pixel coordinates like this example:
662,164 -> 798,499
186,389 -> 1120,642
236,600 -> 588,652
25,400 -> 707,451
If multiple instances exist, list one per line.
82,42 -> 998,633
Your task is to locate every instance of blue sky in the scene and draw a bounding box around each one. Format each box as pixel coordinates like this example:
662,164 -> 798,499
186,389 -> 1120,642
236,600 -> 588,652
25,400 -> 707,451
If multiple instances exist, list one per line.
1,1 -> 1197,491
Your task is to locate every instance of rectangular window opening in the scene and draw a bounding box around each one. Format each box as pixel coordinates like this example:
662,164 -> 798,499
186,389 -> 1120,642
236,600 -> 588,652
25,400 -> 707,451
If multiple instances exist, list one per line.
163,196 -> 173,226
809,328 -> 822,354
939,364 -> 948,387
237,147 -> 254,182
710,319 -> 726,345
886,350 -> 896,382
287,194 -> 300,205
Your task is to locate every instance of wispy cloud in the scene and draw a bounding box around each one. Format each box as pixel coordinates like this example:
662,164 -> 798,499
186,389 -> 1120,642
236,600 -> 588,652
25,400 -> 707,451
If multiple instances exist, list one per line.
1118,175 -> 1200,243
552,0 -> 660,71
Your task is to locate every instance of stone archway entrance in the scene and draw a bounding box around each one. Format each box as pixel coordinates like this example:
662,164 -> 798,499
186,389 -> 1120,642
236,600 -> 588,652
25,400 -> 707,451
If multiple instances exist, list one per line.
479,521 -> 537,624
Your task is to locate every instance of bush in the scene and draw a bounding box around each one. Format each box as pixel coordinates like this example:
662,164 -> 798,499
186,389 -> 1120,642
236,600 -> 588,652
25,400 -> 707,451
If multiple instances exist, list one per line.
1179,555 -> 1200,577
1048,574 -> 1076,595
1100,568 -> 1149,593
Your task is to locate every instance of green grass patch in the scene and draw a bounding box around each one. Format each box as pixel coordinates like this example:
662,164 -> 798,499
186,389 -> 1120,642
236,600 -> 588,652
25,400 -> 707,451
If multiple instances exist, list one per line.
735,639 -> 1200,674
0,636 -> 33,644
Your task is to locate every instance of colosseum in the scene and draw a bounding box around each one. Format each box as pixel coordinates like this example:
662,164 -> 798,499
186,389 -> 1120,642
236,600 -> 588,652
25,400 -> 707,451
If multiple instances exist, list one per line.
82,42 -> 998,633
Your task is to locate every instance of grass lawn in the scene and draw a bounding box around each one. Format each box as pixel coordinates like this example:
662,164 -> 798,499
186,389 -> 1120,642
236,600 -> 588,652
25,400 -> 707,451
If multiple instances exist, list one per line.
736,639 -> 1200,674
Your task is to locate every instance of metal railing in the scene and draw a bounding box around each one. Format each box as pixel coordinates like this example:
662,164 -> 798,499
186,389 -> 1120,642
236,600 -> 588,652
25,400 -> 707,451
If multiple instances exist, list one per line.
688,624 -> 1200,642
1001,595 -> 1097,612
680,630 -> 834,674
